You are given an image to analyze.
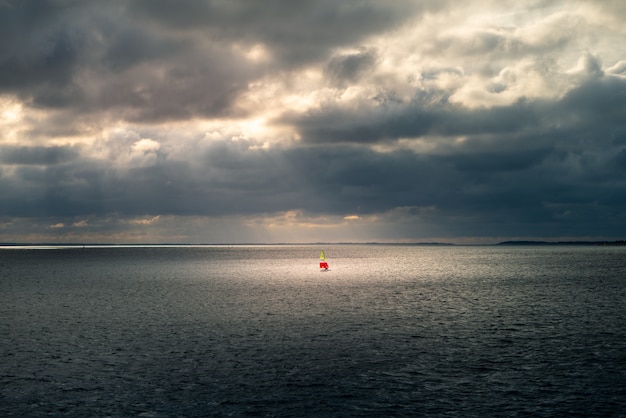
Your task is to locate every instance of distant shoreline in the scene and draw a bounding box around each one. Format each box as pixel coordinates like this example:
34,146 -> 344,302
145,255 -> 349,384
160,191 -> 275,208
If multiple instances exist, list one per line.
497,240 -> 626,246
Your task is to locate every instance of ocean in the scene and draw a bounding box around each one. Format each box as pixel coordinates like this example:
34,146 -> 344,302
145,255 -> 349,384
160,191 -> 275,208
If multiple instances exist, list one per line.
1,245 -> 625,417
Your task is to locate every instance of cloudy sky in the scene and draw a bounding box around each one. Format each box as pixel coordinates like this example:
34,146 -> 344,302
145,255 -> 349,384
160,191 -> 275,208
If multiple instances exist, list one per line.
1,0 -> 625,244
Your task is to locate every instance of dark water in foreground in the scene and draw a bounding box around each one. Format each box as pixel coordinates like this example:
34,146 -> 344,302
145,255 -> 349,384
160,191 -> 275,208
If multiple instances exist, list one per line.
1,245 -> 625,417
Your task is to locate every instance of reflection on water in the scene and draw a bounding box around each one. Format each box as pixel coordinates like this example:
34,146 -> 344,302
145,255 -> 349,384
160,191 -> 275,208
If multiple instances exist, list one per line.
2,245 -> 625,416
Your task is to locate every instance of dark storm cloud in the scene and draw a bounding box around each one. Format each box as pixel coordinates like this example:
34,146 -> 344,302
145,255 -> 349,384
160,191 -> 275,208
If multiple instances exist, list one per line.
0,1 -> 248,119
325,49 -> 378,87
0,145 -> 79,165
292,65 -> 626,148
128,0 -> 424,66
291,106 -> 436,144
1,0 -> 625,242
0,141 -> 434,218
0,0 -> 430,122
0,29 -> 78,92
0,1 -> 79,90
288,97 -> 545,144
1,131 -> 625,241
559,73 -> 625,118
274,69 -> 625,238
614,149 -> 626,170
441,147 -> 554,173
0,1 -> 93,108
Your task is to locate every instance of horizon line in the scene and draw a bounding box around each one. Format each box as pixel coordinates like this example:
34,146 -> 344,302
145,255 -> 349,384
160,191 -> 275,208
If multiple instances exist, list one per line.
2,240 -> 625,248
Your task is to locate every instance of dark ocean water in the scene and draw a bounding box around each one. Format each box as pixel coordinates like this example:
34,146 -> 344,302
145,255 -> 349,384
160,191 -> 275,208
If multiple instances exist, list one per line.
1,245 -> 625,417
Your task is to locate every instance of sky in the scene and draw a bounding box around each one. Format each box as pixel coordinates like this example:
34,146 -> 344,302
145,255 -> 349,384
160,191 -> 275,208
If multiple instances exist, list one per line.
1,0 -> 625,244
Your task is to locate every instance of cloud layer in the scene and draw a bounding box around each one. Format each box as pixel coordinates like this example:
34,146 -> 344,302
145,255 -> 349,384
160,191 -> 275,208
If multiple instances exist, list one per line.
1,0 -> 625,243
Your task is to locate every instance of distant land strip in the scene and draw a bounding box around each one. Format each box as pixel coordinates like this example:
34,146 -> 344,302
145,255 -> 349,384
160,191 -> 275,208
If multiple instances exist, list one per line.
497,240 -> 626,246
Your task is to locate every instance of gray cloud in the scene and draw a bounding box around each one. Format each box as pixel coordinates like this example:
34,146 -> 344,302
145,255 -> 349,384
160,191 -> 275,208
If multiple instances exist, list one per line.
325,48 -> 378,87
0,145 -> 79,165
0,0 -> 430,122
1,0 -> 625,243
2,109 -> 624,239
128,0 -> 425,65
287,96 -> 542,145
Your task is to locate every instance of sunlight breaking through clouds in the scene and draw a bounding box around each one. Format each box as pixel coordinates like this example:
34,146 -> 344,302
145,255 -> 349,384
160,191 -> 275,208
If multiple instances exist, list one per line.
0,0 -> 625,243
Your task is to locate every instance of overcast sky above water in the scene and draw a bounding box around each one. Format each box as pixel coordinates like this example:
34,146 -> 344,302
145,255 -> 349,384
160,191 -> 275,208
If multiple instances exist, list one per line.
1,0 -> 625,244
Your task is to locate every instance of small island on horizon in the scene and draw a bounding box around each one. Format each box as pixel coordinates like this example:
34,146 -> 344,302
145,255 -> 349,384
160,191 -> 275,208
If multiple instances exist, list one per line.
497,240 -> 626,246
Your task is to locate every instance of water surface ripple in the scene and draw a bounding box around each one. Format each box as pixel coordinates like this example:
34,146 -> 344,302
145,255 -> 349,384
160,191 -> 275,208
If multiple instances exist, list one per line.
1,245 -> 625,416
